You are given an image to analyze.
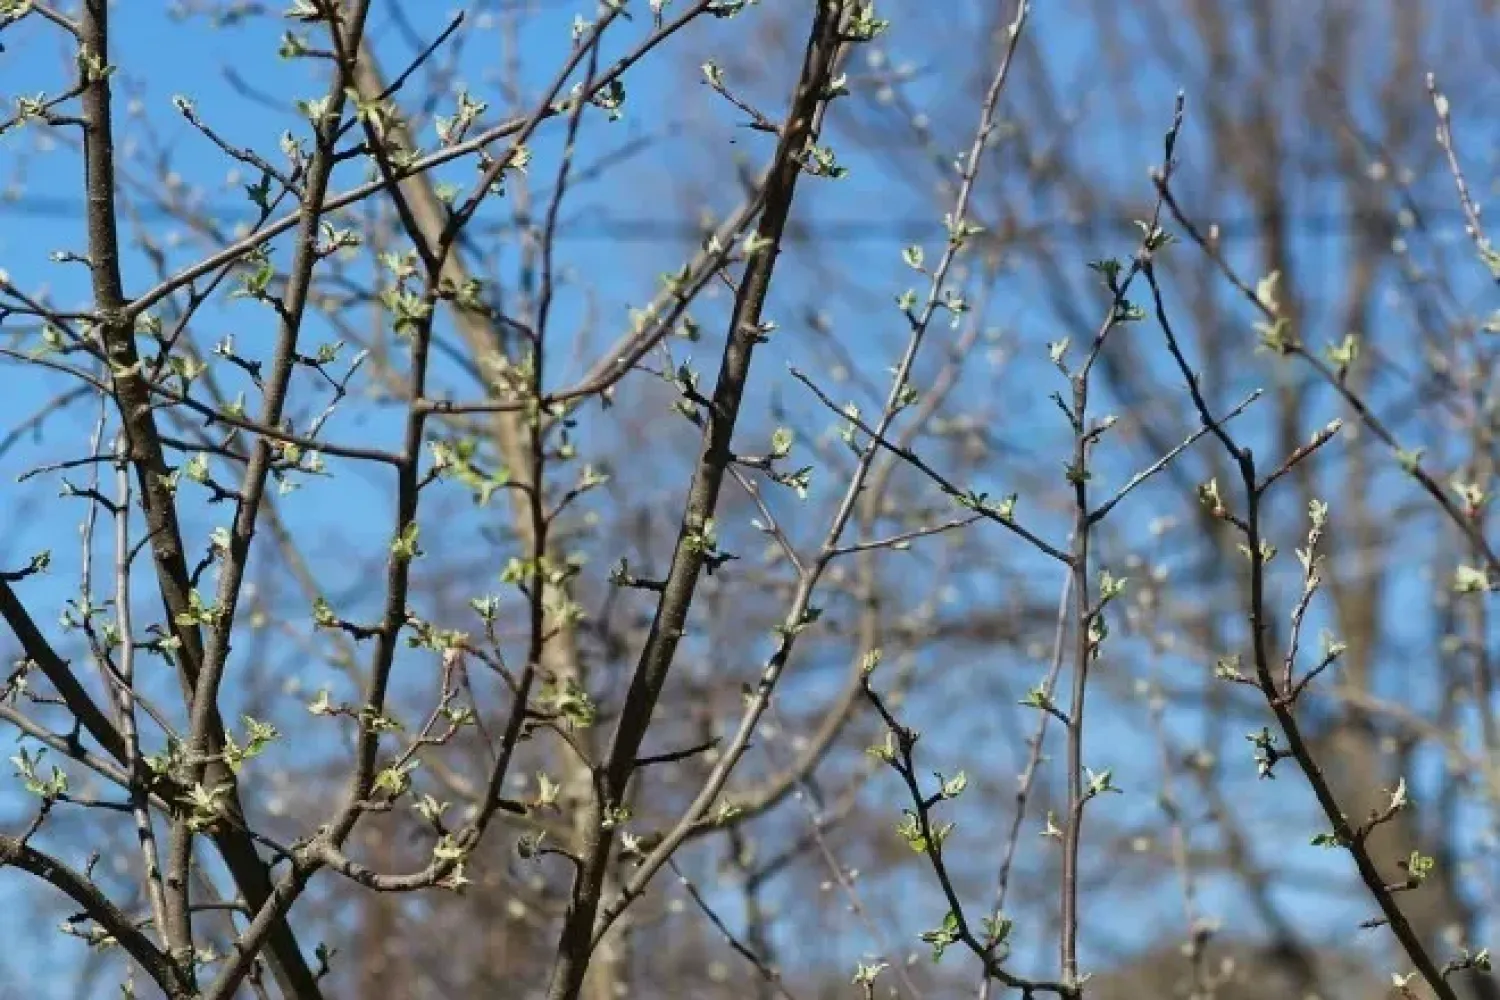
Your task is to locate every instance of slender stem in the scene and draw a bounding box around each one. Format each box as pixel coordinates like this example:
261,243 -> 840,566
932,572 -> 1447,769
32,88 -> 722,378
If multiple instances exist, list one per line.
544,7 -> 848,997
113,435 -> 172,954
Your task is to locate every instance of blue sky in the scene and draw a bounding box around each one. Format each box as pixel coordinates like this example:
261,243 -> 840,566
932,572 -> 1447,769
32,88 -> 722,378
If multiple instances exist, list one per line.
2,1 -> 1497,997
